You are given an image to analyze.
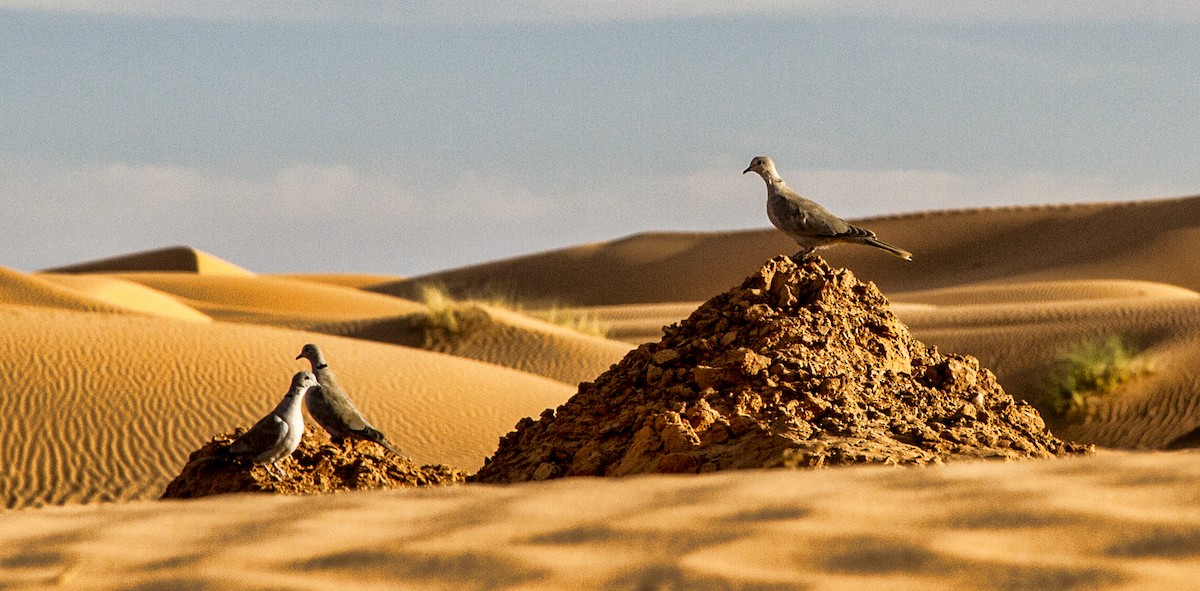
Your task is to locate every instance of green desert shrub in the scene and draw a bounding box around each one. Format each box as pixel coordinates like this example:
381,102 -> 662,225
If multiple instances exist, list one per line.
1043,336 -> 1152,417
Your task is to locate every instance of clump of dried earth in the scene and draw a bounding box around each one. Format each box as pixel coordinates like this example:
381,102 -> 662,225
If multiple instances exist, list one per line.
473,256 -> 1090,483
162,427 -> 464,499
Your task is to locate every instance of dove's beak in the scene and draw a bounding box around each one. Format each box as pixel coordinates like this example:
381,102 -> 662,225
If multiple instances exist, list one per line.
742,166 -> 753,174
295,353 -> 303,360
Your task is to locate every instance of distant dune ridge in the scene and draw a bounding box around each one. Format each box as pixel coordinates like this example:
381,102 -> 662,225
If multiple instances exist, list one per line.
314,303 -> 633,386
42,245 -> 254,276
376,195 -> 1200,305
3,196 -> 1200,588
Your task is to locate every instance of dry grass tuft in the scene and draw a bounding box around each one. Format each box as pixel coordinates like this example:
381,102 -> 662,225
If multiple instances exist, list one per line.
414,283 -> 609,339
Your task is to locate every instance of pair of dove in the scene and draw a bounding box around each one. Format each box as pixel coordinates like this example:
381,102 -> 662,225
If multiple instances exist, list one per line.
221,343 -> 403,478
744,156 -> 912,262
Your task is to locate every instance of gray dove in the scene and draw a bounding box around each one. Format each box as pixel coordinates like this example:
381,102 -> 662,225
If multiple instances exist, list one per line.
296,343 -> 405,456
743,155 -> 912,261
220,371 -> 318,479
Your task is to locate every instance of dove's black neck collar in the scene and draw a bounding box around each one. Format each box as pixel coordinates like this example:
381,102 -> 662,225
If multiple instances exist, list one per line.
315,363 -> 328,370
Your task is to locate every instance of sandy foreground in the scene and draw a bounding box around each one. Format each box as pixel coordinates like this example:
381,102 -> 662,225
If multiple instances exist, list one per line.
4,451 -> 1199,590
3,198 -> 1200,586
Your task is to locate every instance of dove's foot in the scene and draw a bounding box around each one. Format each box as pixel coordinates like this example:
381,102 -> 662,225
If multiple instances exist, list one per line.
789,249 -> 817,264
263,463 -> 287,481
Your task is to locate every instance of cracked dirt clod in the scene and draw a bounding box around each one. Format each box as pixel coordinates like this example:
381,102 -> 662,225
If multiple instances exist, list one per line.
162,427 -> 464,499
472,256 -> 1090,484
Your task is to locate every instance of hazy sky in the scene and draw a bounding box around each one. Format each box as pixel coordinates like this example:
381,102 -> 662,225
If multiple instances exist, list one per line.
2,2 -> 1198,274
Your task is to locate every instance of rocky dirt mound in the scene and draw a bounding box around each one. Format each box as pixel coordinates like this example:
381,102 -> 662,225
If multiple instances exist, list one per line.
162,427 -> 464,499
473,256 -> 1090,483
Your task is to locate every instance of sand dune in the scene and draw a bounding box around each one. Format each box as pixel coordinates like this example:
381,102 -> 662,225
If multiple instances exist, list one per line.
314,304 -> 633,386
111,272 -> 425,328
271,272 -> 404,289
0,305 -> 573,508
0,265 -> 135,313
574,301 -> 705,344
375,196 -> 1200,305
0,266 -> 213,323
893,279 -> 1200,307
369,230 -> 794,306
107,273 -> 629,386
1,450 -> 1197,590
903,297 -> 1200,450
36,273 -> 213,322
42,245 -> 254,276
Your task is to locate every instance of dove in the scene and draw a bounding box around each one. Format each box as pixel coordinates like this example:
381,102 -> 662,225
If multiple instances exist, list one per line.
220,371 -> 318,479
744,155 -> 912,261
296,343 -> 406,457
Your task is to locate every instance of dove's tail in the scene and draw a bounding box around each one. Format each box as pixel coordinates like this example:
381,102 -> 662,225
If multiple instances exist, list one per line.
862,238 -> 913,261
356,427 -> 409,459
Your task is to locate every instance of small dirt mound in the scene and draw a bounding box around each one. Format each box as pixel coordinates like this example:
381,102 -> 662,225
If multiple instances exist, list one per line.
473,256 -> 1090,483
162,427 -> 464,499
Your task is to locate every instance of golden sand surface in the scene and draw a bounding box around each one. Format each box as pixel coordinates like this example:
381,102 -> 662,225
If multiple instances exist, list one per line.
3,451 -> 1198,590
270,272 -> 405,289
0,302 -> 575,508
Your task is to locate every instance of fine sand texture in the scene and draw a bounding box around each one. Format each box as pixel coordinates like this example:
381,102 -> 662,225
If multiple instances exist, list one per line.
0,301 -> 576,508
2,450 -> 1197,590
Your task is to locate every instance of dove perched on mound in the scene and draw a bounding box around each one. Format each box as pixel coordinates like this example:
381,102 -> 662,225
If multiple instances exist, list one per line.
296,343 -> 406,457
743,155 -> 912,261
219,371 -> 318,479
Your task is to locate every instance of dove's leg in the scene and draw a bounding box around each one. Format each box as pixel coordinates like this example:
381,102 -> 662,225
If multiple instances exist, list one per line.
790,246 -> 816,263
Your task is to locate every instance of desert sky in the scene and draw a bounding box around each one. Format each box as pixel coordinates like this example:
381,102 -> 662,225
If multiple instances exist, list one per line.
2,2 -> 1199,274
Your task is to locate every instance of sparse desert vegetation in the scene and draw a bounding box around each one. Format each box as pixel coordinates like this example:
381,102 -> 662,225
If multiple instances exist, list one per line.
1042,335 -> 1153,417
413,282 -> 610,339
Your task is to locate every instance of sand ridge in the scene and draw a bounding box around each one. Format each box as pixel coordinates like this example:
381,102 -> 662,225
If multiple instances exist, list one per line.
313,303 -> 633,386
37,274 -> 213,322
99,272 -> 630,386
270,272 -> 405,289
42,245 -> 254,276
0,265 -> 217,324
893,279 -> 1200,307
572,302 -> 705,344
110,272 -> 426,327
